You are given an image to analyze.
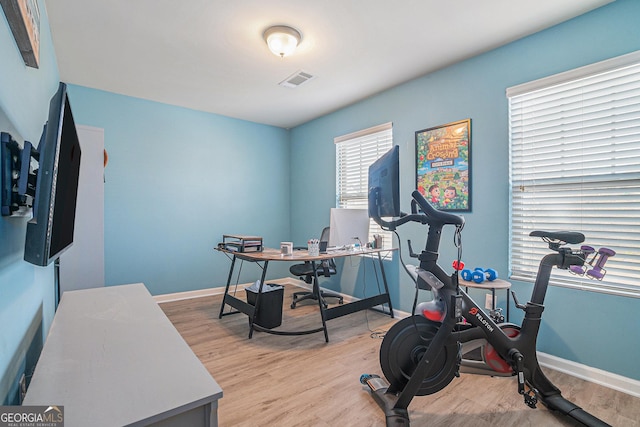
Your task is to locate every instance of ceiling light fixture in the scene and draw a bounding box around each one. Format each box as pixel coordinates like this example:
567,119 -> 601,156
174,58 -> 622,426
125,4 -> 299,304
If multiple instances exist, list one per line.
263,25 -> 302,58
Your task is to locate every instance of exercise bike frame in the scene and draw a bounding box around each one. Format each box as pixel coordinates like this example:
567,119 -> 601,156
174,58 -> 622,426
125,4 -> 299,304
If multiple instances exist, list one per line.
364,189 -> 610,427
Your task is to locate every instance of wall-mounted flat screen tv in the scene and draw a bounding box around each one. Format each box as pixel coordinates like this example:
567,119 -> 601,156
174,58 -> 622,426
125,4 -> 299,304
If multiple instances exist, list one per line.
24,83 -> 81,266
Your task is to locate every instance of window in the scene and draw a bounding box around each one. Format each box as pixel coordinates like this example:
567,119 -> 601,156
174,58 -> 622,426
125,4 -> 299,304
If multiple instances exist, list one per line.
335,122 -> 393,248
508,50 -> 640,297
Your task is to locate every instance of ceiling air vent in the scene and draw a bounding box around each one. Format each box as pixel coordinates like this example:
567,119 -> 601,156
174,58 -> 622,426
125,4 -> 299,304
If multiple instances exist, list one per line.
279,70 -> 316,88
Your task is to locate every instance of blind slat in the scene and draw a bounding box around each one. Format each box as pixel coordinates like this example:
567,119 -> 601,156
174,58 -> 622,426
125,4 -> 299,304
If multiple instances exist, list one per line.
335,125 -> 393,249
508,51 -> 640,298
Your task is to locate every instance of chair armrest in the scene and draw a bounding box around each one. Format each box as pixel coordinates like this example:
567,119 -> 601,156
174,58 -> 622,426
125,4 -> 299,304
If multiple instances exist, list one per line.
320,259 -> 333,277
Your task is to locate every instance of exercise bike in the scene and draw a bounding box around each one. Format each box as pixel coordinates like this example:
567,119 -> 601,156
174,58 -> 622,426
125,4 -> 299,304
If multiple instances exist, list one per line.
361,189 -> 613,427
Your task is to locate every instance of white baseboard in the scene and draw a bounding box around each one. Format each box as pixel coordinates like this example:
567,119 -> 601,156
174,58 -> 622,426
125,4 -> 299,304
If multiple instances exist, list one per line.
153,287 -> 226,303
538,352 -> 640,398
154,280 -> 639,398
152,278 -> 295,304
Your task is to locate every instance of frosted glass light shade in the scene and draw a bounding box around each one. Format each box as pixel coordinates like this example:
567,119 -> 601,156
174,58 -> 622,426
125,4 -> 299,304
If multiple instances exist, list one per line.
263,26 -> 301,58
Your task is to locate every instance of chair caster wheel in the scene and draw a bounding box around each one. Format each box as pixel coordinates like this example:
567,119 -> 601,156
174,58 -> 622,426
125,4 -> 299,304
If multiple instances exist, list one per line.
291,302 -> 296,309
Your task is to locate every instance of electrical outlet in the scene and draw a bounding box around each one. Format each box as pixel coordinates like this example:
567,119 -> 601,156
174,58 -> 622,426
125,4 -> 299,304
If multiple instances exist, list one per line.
485,293 -> 494,310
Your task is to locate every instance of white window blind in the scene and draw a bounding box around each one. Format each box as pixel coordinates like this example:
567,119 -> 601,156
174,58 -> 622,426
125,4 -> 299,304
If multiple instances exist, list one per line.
335,123 -> 393,248
508,50 -> 640,298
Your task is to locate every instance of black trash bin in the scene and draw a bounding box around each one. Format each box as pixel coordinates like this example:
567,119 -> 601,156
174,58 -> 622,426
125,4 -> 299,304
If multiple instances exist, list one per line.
246,283 -> 284,329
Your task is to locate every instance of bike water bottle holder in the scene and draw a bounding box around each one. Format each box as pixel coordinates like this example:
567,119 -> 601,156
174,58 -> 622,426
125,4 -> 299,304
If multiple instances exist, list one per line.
568,246 -> 615,281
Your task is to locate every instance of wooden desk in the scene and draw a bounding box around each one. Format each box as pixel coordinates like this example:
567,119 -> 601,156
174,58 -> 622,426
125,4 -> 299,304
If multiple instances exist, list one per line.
216,247 -> 395,342
24,284 -> 223,427
460,278 -> 511,321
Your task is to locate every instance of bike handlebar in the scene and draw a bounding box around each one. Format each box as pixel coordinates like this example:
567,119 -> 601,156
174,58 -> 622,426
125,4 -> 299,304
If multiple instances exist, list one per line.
368,188 -> 465,230
410,190 -> 465,227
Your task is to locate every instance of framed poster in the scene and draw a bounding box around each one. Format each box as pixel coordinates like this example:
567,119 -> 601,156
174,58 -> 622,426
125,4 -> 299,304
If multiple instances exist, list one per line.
415,119 -> 471,212
0,0 -> 40,68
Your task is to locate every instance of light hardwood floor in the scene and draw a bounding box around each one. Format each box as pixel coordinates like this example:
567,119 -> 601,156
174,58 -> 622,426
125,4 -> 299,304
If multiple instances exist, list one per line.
160,283 -> 639,426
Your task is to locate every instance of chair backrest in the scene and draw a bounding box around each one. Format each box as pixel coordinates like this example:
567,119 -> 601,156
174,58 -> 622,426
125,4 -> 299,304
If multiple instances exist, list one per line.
319,226 -> 336,272
320,226 -> 331,244
289,226 -> 336,280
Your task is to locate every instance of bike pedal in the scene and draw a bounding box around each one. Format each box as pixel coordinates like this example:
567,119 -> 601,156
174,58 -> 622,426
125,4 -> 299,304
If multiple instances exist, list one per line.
524,391 -> 538,408
489,308 -> 504,323
455,342 -> 462,377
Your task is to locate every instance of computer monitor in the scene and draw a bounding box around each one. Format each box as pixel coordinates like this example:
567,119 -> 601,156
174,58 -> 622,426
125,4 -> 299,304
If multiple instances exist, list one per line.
328,208 -> 370,248
368,145 -> 400,219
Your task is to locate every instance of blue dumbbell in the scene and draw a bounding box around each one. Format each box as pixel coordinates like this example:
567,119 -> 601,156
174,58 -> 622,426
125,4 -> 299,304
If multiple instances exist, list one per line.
461,269 -> 473,281
471,267 -> 498,283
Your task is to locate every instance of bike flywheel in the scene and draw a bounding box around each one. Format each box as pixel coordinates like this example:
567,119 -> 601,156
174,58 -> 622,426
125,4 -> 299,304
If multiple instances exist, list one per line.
380,315 -> 459,396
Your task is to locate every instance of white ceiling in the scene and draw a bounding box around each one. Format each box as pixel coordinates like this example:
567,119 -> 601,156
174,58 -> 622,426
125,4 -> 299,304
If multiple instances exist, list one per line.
44,0 -> 614,129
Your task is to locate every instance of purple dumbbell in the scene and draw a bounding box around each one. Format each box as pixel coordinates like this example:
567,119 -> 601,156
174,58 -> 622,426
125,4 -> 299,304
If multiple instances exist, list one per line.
570,245 -> 595,275
586,247 -> 616,280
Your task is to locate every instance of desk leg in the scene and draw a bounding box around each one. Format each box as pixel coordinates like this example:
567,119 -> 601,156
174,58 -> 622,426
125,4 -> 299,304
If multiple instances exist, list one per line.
248,260 -> 269,339
311,260 -> 330,343
506,289 -> 510,322
377,252 -> 394,317
219,255 -> 238,319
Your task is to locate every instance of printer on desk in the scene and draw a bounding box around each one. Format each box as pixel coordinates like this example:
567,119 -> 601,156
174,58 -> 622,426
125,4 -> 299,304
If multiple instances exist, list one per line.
219,234 -> 263,252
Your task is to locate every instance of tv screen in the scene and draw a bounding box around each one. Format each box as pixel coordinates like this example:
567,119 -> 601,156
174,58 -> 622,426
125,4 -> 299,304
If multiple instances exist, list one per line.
368,145 -> 400,218
24,83 -> 82,266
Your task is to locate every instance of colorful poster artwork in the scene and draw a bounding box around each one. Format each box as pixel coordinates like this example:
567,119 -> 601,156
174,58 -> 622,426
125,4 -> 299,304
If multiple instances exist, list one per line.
415,119 -> 471,212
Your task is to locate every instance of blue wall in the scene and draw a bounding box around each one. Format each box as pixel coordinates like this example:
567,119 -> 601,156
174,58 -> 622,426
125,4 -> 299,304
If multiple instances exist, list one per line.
0,0 -> 60,404
290,0 -> 640,380
65,86 -> 292,295
2,0 -> 639,405
1,0 -> 292,404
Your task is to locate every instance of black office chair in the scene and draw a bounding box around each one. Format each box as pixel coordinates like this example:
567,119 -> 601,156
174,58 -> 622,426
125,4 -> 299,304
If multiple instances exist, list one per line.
290,226 -> 344,309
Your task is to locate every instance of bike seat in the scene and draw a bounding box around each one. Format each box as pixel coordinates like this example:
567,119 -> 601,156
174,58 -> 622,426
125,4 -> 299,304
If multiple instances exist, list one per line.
530,230 -> 585,244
